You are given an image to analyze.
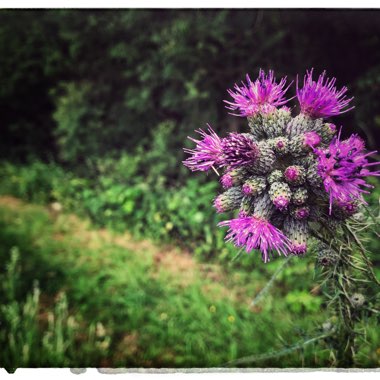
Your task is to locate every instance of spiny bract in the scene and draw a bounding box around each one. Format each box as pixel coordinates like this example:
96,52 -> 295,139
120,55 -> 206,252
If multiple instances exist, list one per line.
182,69 -> 380,262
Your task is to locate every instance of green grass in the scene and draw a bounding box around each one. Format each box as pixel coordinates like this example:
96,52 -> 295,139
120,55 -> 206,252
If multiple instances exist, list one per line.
0,197 -> 379,368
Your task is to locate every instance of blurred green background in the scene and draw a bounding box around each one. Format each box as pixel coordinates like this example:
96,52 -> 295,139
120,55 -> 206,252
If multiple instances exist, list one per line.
0,9 -> 379,368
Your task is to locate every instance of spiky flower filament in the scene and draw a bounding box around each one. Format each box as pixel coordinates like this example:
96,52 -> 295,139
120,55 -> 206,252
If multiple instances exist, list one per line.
221,133 -> 260,168
218,216 -> 290,262
297,69 -> 354,118
183,125 -> 223,172
224,69 -> 291,117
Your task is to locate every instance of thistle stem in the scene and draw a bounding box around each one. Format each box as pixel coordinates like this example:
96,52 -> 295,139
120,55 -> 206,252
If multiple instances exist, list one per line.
334,260 -> 355,367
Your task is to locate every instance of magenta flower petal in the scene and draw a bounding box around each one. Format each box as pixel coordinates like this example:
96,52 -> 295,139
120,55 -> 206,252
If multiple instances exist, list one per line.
218,216 -> 290,262
183,125 -> 224,172
224,69 -> 291,117
297,69 -> 354,118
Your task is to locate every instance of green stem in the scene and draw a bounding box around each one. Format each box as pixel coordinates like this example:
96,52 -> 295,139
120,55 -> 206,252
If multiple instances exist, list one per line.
251,255 -> 292,307
335,285 -> 355,367
222,333 -> 331,367
329,247 -> 355,367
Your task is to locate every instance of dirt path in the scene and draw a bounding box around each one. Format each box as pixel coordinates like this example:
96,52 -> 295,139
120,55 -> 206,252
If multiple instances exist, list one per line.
0,195 -> 252,304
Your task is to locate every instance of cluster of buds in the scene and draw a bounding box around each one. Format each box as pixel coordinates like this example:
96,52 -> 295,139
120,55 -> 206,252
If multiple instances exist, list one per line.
183,69 -> 380,262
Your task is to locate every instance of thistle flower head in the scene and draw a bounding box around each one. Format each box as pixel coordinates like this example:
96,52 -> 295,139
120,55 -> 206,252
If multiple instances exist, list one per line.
213,187 -> 243,213
333,200 -> 359,219
183,125 -> 224,172
317,247 -> 340,267
270,136 -> 289,155
268,170 -> 284,184
220,172 -> 234,189
241,176 -> 266,196
292,187 -> 308,205
336,200 -> 358,215
315,132 -> 380,212
225,70 -> 291,117
291,243 -> 308,255
219,216 -> 290,262
350,293 -> 366,308
284,217 -> 309,255
269,181 -> 292,211
183,68 -> 378,263
222,133 -> 260,168
297,69 -> 354,118
284,165 -> 306,185
291,205 -> 310,220
220,168 -> 246,189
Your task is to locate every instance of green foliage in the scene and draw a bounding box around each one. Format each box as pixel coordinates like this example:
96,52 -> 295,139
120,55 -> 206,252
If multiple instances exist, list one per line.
52,81 -> 103,163
0,247 -> 109,368
1,157 -> 379,268
0,200 -> 333,367
285,290 -> 322,314
1,10 -> 380,163
0,170 -> 379,367
0,161 -> 67,204
0,196 -> 378,367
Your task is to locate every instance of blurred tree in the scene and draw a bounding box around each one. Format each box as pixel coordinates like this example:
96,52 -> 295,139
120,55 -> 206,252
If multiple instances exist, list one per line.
0,10 -> 379,168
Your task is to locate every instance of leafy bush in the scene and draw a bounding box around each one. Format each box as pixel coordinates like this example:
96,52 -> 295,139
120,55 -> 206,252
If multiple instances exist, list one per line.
1,153 -> 379,266
0,161 -> 67,204
52,81 -> 104,163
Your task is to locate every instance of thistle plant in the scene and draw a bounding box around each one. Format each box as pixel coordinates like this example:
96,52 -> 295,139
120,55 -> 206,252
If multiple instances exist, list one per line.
183,69 -> 380,367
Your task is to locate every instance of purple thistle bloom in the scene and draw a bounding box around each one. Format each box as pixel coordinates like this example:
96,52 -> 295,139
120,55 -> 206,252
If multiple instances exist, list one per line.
213,197 -> 225,213
327,123 -> 337,133
220,172 -> 234,189
273,196 -> 290,211
315,132 -> 380,212
218,216 -> 290,262
222,133 -> 260,168
297,69 -> 354,118
183,125 -> 224,172
284,167 -> 299,182
292,206 -> 310,220
182,68 -> 377,264
242,183 -> 253,195
284,165 -> 305,185
224,69 -> 291,117
291,242 -> 307,255
333,200 -> 358,219
304,131 -> 321,148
